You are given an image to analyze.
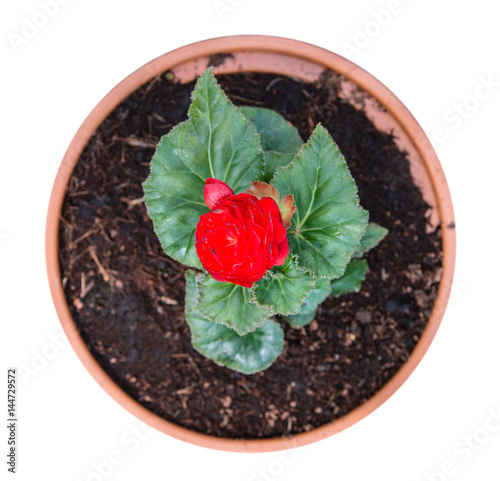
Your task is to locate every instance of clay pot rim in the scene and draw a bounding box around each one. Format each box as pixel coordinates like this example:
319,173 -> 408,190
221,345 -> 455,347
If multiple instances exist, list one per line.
46,35 -> 456,453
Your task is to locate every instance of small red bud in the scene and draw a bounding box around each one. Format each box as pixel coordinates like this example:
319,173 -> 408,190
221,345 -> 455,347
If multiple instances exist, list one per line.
204,178 -> 234,210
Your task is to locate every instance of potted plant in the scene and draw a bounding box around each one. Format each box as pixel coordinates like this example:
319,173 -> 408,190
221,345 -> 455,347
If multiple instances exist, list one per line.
46,35 -> 455,452
142,66 -> 390,375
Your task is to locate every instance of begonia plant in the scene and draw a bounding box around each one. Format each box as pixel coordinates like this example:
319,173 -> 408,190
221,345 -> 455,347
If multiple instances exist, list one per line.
143,68 -> 388,374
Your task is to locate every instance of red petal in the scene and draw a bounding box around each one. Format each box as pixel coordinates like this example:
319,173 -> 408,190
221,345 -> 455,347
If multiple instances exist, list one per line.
274,237 -> 289,266
227,276 -> 256,288
273,218 -> 287,243
258,197 -> 281,220
198,243 -> 225,271
207,226 -> 238,257
207,270 -> 229,283
196,187 -> 279,288
231,255 -> 267,287
204,178 -> 234,210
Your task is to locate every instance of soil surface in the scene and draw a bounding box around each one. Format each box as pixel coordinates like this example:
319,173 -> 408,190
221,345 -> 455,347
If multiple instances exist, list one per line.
58,67 -> 443,439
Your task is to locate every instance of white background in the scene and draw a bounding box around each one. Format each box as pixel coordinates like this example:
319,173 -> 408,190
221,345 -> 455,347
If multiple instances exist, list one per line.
1,1 -> 499,480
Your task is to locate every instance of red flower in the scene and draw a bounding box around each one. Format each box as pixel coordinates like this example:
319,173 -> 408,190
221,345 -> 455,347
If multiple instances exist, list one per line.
195,178 -> 289,288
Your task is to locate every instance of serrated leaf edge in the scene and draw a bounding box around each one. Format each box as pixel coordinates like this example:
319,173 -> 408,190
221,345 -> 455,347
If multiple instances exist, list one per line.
185,270 -> 283,374
249,256 -> 316,315
353,222 -> 389,258
192,68 -> 265,187
238,105 -> 303,154
330,259 -> 369,297
227,320 -> 285,375
142,122 -> 206,270
193,272 -> 271,335
143,68 -> 266,269
271,124 -> 369,280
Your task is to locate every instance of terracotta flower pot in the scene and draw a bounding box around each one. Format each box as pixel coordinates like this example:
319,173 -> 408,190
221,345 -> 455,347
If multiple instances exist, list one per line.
46,35 -> 455,452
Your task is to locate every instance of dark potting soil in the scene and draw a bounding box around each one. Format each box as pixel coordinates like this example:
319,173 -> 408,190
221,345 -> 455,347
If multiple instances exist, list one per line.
58,67 -> 443,439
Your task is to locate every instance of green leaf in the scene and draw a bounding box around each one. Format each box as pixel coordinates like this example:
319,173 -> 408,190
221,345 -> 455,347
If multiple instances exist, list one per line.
296,278 -> 331,314
143,68 -> 264,268
240,107 -> 303,153
283,310 -> 317,328
196,273 -> 272,335
263,151 -> 296,182
282,278 -> 331,328
251,257 -> 316,316
272,125 -> 368,279
185,271 -> 284,375
353,222 -> 388,257
240,106 -> 303,182
330,259 -> 368,297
